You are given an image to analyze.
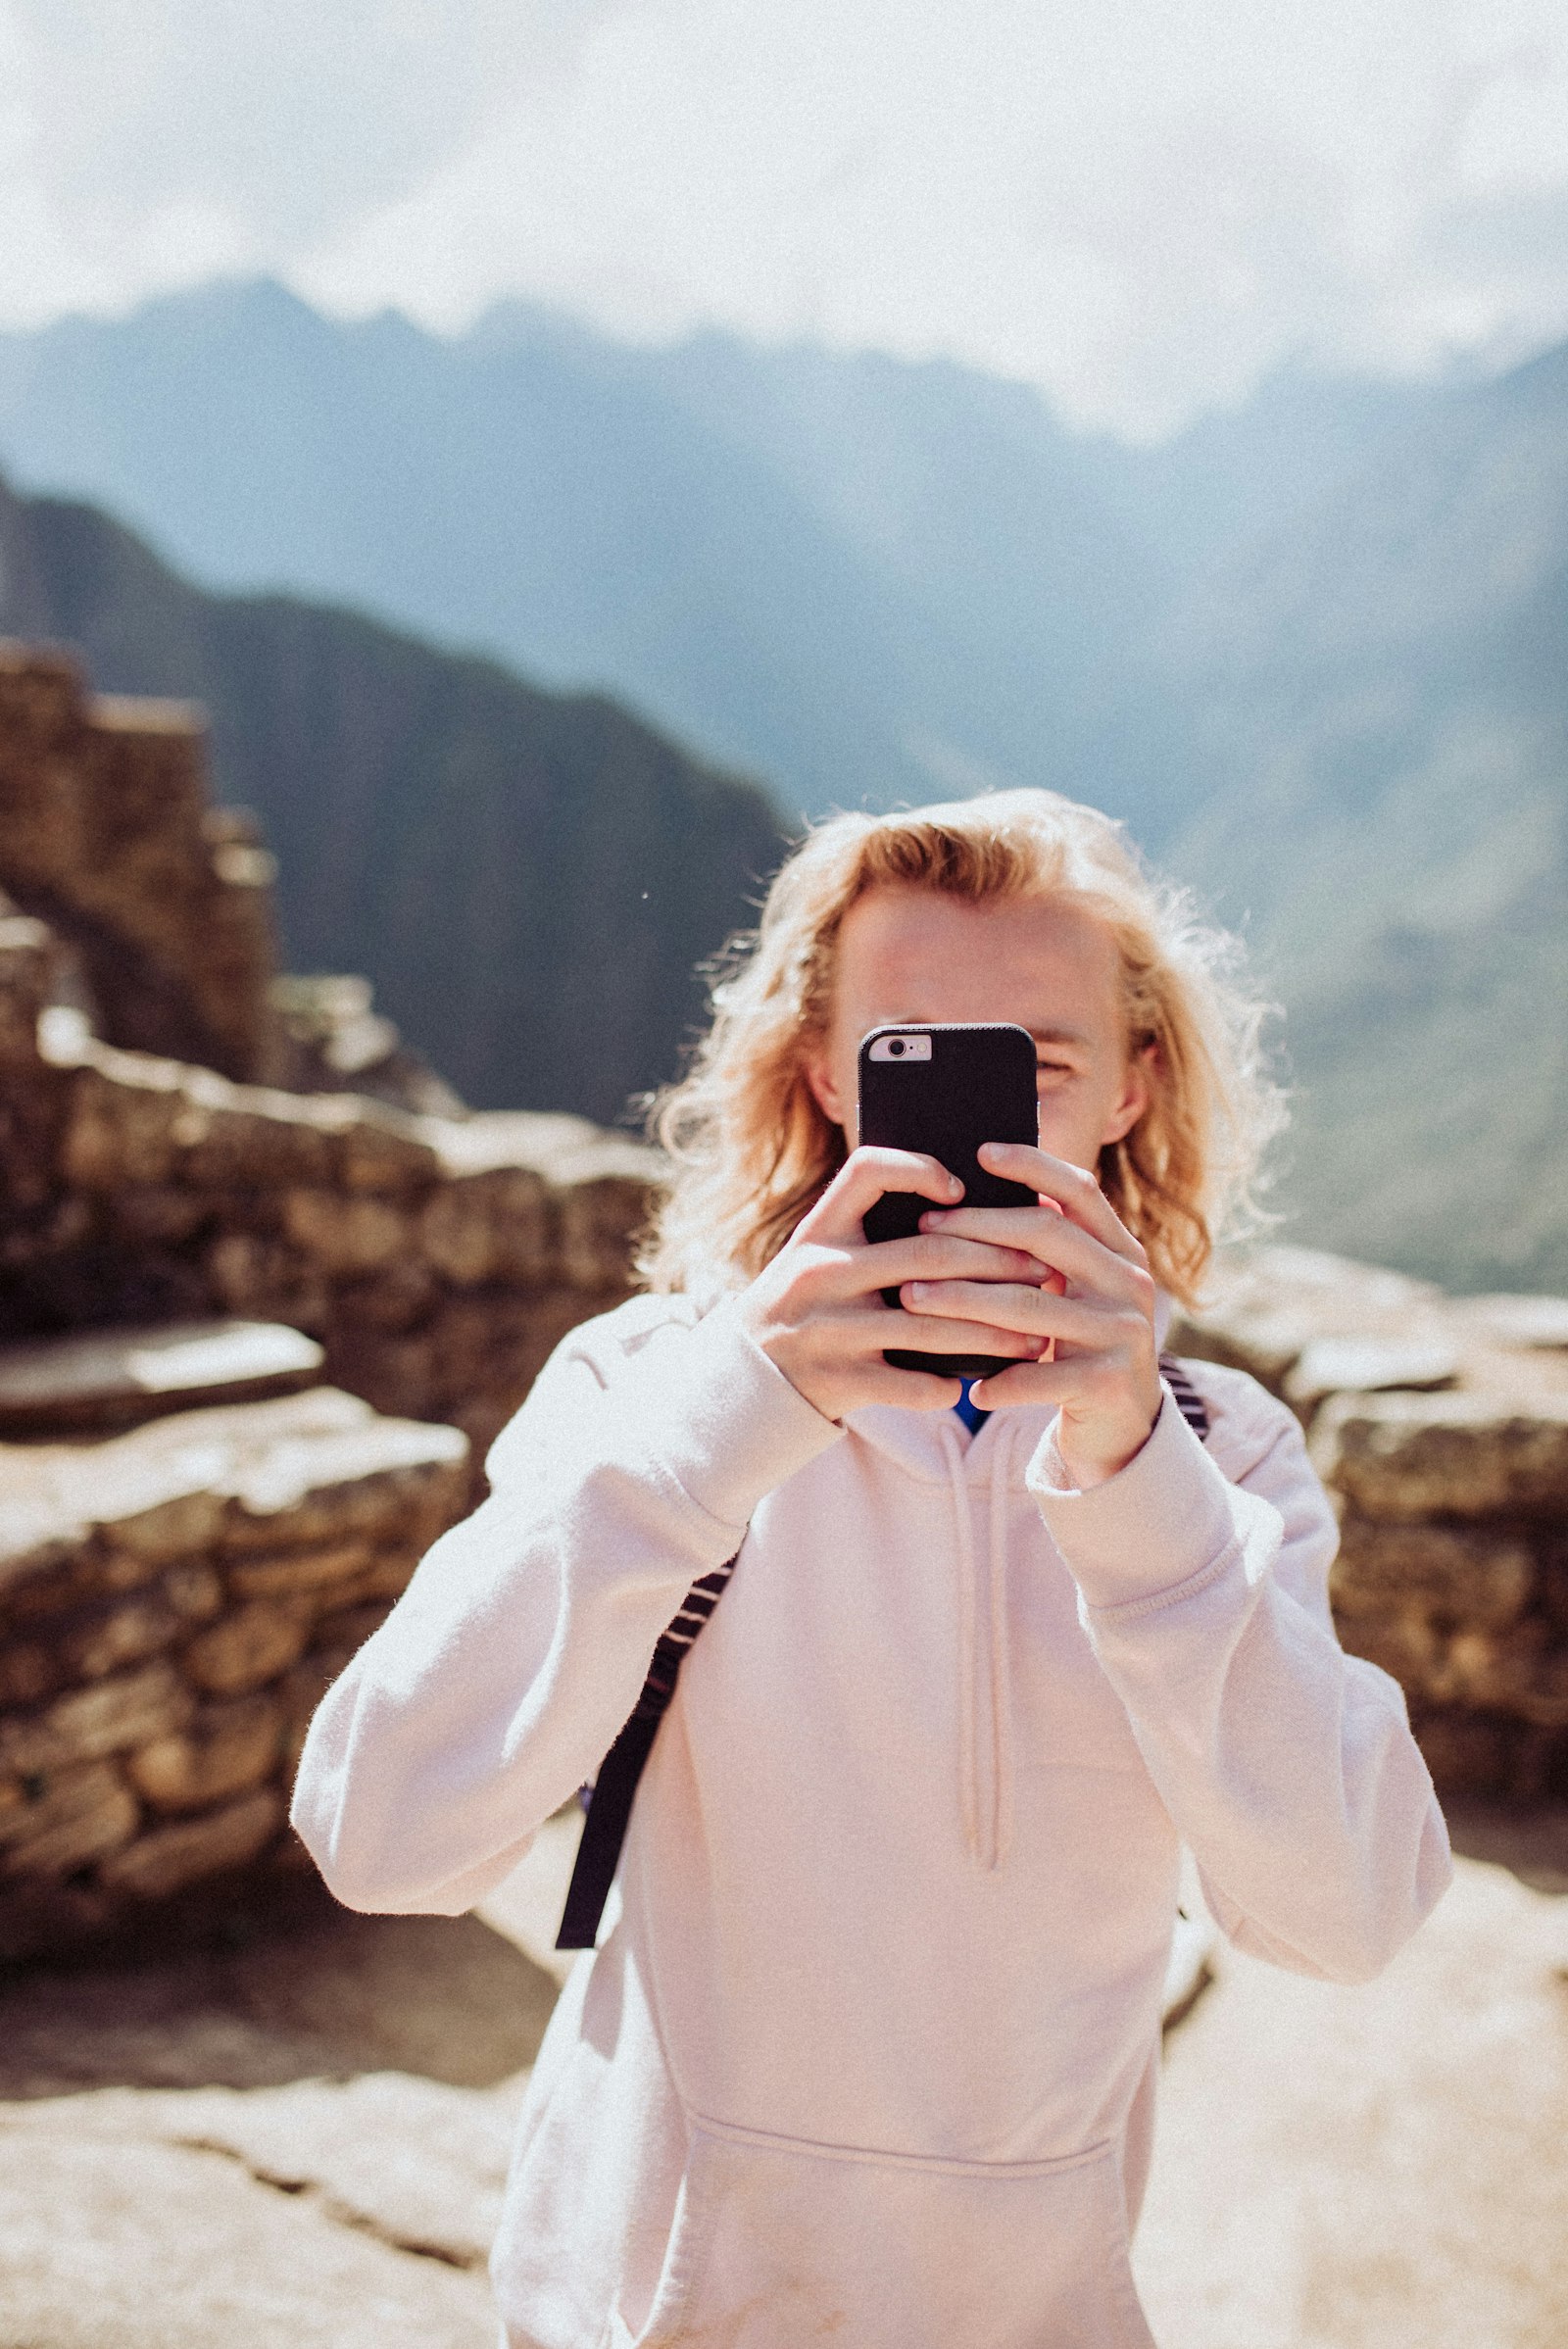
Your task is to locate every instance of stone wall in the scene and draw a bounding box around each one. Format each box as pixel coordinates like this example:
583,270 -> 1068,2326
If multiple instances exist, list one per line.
0,906 -> 659,1472
1318,1390 -> 1568,1800
0,1384 -> 468,1961
0,645 -> 664,1954
0,645 -> 285,1084
1174,1249 -> 1568,1801
0,898 -> 654,1956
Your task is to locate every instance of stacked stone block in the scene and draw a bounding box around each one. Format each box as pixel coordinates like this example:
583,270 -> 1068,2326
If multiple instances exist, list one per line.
1175,1248 -> 1568,1800
0,1387 -> 468,1960
0,924 -> 659,1472
0,647 -> 284,1083
1313,1390 -> 1568,1799
0,647 -> 669,1953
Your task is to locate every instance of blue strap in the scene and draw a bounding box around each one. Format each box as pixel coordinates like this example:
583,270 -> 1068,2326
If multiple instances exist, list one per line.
955,1358 -> 1208,1441
953,1379 -> 991,1436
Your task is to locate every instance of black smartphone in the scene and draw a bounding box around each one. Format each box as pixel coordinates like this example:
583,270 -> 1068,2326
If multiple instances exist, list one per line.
858,1021 -> 1039,1379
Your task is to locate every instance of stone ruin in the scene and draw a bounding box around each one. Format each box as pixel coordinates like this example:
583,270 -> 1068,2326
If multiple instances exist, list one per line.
1173,1256 -> 1568,1806
0,645 -> 283,1087
0,643 -> 658,1959
1,638 -> 1566,1962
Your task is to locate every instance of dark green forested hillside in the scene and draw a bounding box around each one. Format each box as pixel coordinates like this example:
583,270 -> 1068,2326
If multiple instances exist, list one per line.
0,471 -> 790,1124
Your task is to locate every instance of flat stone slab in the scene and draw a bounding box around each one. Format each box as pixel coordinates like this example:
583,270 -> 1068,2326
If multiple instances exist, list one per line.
1170,1246 -> 1568,1414
0,1386 -> 468,1589
427,1107 -> 662,1187
1284,1333 -> 1460,1410
1454,1294 -> 1568,1351
0,1321 -> 324,1437
1311,1387 -> 1568,1521
1171,1246 -> 1447,1389
0,2127 -> 496,2349
0,2072 -> 517,2275
0,1894 -> 558,2103
1134,1844 -> 1568,2348
0,1887 -> 556,2349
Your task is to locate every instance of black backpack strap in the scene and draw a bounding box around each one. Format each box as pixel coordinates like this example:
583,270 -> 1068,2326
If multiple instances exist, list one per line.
556,1554 -> 740,1950
1158,1351 -> 1211,1442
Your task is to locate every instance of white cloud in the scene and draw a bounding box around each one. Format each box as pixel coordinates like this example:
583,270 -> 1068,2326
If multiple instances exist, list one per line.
3,0 -> 1567,434
0,0 -> 608,310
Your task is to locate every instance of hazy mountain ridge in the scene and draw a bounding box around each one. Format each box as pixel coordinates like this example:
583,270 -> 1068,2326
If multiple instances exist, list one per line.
1169,346 -> 1568,1289
0,281 -> 1446,837
0,285 -> 980,818
1,285 -> 1565,1286
0,468 -> 790,1125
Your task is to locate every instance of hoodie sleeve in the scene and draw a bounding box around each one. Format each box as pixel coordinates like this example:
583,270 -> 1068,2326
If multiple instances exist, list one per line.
290,1295 -> 842,1916
1026,1363 -> 1451,1984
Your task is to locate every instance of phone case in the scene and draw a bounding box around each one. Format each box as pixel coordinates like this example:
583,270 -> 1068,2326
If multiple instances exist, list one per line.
858,1022 -> 1039,1379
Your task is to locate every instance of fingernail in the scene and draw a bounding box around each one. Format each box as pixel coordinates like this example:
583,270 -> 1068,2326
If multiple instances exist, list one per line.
922,1210 -> 947,1228
908,1282 -> 927,1300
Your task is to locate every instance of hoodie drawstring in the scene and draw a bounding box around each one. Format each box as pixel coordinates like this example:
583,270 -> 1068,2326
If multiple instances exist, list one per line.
941,1418 -> 1017,1872
988,1427 -> 1016,1868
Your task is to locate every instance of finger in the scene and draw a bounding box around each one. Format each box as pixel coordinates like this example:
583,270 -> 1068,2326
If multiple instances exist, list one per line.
900,1279 -> 1111,1345
839,1235 -> 1042,1296
918,1204 -> 1148,1298
975,1144 -> 1146,1263
852,1363 -> 965,1411
967,1357 -> 1081,1409
803,1147 -> 962,1244
835,1307 -> 1045,1360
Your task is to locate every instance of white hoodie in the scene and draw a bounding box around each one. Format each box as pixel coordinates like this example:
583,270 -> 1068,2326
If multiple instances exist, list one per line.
292,1292 -> 1450,2349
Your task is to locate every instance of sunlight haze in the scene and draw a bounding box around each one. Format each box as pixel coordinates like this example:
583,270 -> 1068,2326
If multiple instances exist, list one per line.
4,0 -> 1567,434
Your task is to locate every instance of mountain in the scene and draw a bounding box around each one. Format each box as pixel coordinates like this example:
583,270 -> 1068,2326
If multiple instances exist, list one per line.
1166,345 -> 1568,1292
0,280 -> 1442,838
0,469 -> 789,1125
2,284 -> 1565,1290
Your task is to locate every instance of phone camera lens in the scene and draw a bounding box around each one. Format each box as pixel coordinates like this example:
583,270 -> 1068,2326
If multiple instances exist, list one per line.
889,1038 -> 906,1055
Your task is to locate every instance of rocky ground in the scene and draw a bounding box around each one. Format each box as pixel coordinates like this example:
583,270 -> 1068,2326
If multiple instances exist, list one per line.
1135,1807 -> 1568,2348
0,1884 -> 552,2347
0,1809 -> 1563,2347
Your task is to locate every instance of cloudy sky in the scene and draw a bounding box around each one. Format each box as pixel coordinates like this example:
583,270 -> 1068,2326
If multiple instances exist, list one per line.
3,0 -> 1566,436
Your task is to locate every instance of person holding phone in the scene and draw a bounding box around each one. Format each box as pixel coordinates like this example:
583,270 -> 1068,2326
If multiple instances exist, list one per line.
293,790 -> 1450,2349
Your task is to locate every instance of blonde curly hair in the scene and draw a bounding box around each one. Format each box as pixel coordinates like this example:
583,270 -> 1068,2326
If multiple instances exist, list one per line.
637,790 -> 1284,1306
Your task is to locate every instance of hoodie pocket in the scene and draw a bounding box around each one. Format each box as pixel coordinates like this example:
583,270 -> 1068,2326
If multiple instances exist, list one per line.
616,2115 -> 1155,2349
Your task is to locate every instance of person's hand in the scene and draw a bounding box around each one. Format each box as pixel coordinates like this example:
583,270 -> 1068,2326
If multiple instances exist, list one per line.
907,1142 -> 1162,1487
737,1147 -> 1048,1423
